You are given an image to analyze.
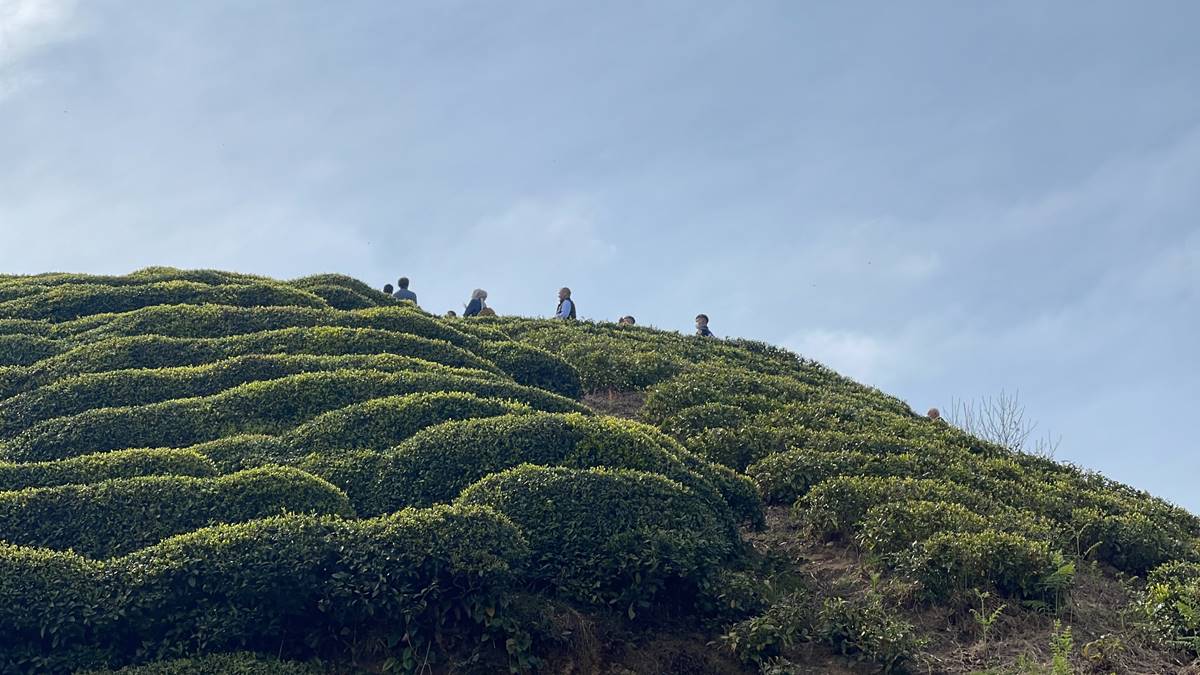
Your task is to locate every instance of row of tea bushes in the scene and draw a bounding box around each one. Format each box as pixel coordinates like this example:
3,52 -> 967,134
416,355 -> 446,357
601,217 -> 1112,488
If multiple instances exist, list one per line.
0,353 -> 500,439
0,505 -> 527,674
0,448 -> 217,492
1,369 -> 585,462
0,467 -> 351,558
0,267 -> 271,290
0,280 -> 329,322
3,327 -> 497,396
80,652 -> 323,675
294,412 -> 759,530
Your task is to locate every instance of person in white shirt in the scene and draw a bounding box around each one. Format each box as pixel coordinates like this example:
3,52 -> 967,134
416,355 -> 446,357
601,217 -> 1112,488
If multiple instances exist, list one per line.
555,287 -> 576,320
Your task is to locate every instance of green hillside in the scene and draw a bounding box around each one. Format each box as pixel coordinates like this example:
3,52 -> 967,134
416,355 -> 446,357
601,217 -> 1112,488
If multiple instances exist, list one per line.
0,268 -> 1196,674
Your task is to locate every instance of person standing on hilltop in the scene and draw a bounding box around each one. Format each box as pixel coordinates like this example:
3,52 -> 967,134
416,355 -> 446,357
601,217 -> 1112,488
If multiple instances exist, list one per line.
555,287 -> 577,320
695,314 -> 714,337
392,277 -> 418,305
464,289 -> 487,317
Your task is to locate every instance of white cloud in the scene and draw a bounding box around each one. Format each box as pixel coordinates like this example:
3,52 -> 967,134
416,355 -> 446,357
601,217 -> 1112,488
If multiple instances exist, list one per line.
0,0 -> 77,99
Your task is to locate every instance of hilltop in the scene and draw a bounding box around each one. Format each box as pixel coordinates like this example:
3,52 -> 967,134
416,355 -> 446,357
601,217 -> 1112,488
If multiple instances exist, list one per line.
0,268 -> 1197,674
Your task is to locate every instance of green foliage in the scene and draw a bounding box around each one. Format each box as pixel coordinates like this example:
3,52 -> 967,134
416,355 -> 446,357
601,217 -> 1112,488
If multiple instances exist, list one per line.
900,530 -> 1072,604
296,412 -> 746,528
477,340 -> 582,399
816,595 -> 925,673
660,402 -> 749,440
0,448 -> 217,491
0,334 -> 62,366
283,391 -> 532,452
0,466 -> 352,558
2,370 -> 582,462
293,283 -> 377,310
856,500 -> 990,558
792,475 -> 983,541
80,652 -> 324,674
457,464 -> 735,613
0,280 -> 327,322
722,589 -> 815,665
0,353 -> 499,438
1141,561 -> 1200,652
1071,506 -> 1194,575
749,448 -> 925,506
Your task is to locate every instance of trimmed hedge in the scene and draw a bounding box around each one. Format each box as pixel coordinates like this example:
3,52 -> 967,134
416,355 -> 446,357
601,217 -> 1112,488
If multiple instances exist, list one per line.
0,466 -> 352,558
458,464 -> 734,612
660,403 -> 749,441
288,273 -> 395,304
2,370 -> 583,462
0,334 -> 62,366
1071,507 -> 1195,576
283,391 -> 531,453
900,530 -> 1072,603
294,283 -> 378,310
5,326 -> 497,396
295,412 -> 743,527
856,500 -> 990,558
792,475 -> 985,541
0,318 -> 51,336
478,340 -> 582,399
0,448 -> 217,492
749,449 -> 927,506
58,303 -> 480,351
0,280 -> 327,322
0,505 -> 528,673
0,352 -> 500,438
181,434 -> 291,472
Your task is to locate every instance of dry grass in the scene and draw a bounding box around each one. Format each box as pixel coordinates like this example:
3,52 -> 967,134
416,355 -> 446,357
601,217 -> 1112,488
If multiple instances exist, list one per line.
582,389 -> 646,419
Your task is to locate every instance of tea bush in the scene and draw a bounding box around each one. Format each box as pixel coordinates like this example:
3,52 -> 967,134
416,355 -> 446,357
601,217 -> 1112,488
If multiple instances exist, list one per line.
0,353 -> 499,438
1071,507 -> 1194,575
0,466 -> 352,558
0,280 -> 327,322
0,334 -> 61,366
2,370 -> 583,461
0,448 -> 217,491
749,448 -> 927,506
816,595 -> 925,672
1141,561 -> 1200,652
477,340 -> 582,399
296,412 -> 743,526
294,283 -> 377,310
282,391 -> 531,452
660,403 -> 749,441
792,476 -> 984,541
182,434 -> 291,471
0,318 -> 50,336
80,652 -> 324,674
900,530 -> 1071,603
457,464 -> 734,612
856,500 -> 990,558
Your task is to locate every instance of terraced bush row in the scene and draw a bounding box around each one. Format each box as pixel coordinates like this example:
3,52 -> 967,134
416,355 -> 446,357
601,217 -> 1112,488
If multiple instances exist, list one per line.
0,267 -> 269,290
57,304 -> 478,350
0,448 -> 217,492
2,370 -> 584,462
0,467 -> 351,558
0,353 -> 500,438
459,464 -> 735,612
0,334 -> 61,366
0,280 -> 328,322
295,412 -> 760,530
3,327 -> 496,396
0,505 -> 527,673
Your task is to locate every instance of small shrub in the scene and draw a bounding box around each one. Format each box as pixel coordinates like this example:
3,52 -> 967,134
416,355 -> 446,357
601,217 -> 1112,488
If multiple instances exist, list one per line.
79,652 -> 324,674
478,340 -> 582,399
750,449 -> 924,506
792,476 -> 983,541
900,530 -> 1072,604
1141,561 -> 1200,652
723,589 -> 815,665
660,403 -> 749,440
816,595 -> 925,672
856,500 -> 989,558
1071,507 -> 1193,575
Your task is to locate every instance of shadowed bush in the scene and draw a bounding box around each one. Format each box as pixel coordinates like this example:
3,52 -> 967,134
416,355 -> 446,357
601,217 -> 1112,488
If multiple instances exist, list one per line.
79,652 -> 323,675
0,448 -> 217,492
2,369 -> 583,462
458,464 -> 734,613
477,341 -> 582,399
0,334 -> 62,366
0,466 -> 352,558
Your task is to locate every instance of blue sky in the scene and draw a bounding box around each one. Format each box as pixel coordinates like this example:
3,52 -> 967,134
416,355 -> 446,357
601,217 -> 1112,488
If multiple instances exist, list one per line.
2,2 -> 1197,509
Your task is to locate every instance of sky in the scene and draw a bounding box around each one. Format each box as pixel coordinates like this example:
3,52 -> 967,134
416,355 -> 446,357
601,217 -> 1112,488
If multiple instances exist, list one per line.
1,1 -> 1197,509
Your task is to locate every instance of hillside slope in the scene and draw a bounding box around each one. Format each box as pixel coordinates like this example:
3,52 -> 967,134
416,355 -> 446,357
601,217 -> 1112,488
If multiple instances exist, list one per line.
0,269 -> 1196,674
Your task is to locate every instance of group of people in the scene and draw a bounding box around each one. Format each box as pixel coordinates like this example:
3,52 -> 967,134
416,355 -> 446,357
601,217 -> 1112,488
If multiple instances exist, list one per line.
380,276 -> 718,338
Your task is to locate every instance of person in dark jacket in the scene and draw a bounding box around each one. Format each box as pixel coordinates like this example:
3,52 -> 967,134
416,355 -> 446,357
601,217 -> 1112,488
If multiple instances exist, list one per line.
464,289 -> 488,317
695,314 -> 714,337
555,287 -> 576,320
392,277 -> 418,305
383,283 -> 394,295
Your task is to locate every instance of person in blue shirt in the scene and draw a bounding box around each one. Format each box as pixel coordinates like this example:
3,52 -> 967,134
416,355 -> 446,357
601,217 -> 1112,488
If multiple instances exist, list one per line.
392,277 -> 418,305
464,289 -> 487,317
695,314 -> 714,337
555,287 -> 577,319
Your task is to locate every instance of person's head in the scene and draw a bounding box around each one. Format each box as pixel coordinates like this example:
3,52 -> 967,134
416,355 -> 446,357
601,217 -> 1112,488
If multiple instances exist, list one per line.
383,284 -> 394,294
695,314 -> 709,327
558,287 -> 571,301
927,408 -> 941,421
397,277 -> 410,290
471,289 -> 488,301
618,315 -> 636,326
445,310 -> 457,318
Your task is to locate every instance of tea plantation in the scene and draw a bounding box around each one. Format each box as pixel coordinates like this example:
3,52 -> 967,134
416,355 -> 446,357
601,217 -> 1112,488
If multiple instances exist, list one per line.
0,268 -> 1196,674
